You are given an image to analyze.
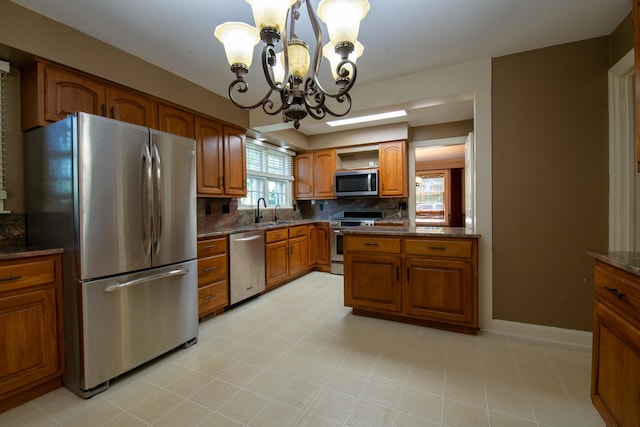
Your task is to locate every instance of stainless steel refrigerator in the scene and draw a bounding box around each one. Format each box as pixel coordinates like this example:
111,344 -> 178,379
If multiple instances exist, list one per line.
25,112 -> 198,398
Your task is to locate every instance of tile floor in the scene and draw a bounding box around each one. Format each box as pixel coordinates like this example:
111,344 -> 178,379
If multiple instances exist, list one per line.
1,272 -> 603,427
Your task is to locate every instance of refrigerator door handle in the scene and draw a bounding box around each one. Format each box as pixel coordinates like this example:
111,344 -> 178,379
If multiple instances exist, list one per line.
142,144 -> 153,257
152,143 -> 163,255
103,268 -> 189,293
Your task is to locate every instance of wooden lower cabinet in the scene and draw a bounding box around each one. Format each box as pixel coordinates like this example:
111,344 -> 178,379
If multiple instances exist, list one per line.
0,253 -> 64,413
344,234 -> 478,334
315,223 -> 331,272
591,260 -> 640,427
197,236 -> 229,317
266,239 -> 289,289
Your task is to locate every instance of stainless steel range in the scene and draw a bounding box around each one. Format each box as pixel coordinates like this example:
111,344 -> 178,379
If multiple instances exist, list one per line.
329,211 -> 383,275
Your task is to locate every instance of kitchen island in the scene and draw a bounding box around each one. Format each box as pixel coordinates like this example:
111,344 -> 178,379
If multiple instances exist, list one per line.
341,227 -> 480,335
586,250 -> 640,427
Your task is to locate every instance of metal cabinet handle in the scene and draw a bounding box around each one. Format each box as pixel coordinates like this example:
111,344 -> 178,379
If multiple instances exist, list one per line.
203,244 -> 218,249
202,267 -> 217,273
428,246 -> 446,251
0,275 -> 21,283
364,243 -> 379,247
203,294 -> 215,301
604,286 -> 627,299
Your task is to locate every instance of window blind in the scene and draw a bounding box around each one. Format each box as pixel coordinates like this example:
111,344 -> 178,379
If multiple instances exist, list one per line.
0,60 -> 9,213
246,139 -> 294,181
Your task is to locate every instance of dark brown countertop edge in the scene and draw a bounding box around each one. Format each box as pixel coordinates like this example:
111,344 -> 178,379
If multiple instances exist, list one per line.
197,219 -> 328,239
0,247 -> 64,261
587,250 -> 640,277
340,226 -> 480,238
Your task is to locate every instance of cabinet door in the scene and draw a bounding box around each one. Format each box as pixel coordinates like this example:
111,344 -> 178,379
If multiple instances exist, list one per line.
158,104 -> 195,138
379,141 -> 407,198
404,257 -> 474,325
345,253 -> 402,312
592,300 -> 640,427
315,223 -> 331,269
307,225 -> 317,268
313,149 -> 336,198
223,126 -> 247,197
289,236 -> 308,276
0,287 -> 60,397
44,65 -> 106,123
195,116 -> 224,196
294,152 -> 314,199
266,241 -> 289,288
106,87 -> 155,128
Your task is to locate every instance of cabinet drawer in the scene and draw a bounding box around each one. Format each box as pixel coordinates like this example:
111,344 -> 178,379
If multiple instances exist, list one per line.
344,236 -> 401,254
198,281 -> 228,316
266,229 -> 288,243
405,239 -> 472,258
197,237 -> 228,258
0,257 -> 56,292
594,261 -> 640,321
289,225 -> 307,238
197,255 -> 227,286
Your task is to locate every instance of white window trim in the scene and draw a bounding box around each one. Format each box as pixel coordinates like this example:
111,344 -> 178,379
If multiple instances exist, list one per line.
0,60 -> 9,213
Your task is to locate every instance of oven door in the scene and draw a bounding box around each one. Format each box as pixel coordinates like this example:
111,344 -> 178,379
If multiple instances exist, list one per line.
330,228 -> 344,275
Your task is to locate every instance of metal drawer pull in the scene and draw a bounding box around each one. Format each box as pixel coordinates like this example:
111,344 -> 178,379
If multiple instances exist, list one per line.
202,267 -> 217,273
428,246 -> 446,251
604,287 -> 627,299
0,275 -> 21,282
203,294 -> 215,301
204,245 -> 218,249
364,243 -> 379,247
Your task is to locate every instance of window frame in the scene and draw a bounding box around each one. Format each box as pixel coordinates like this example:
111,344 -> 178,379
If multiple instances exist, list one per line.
415,169 -> 449,225
239,140 -> 295,209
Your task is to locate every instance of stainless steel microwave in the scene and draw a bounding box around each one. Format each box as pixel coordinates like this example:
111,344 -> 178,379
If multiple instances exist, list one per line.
334,169 -> 378,197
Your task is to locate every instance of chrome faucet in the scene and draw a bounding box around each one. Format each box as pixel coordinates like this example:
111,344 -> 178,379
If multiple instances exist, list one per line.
273,203 -> 280,222
255,197 -> 267,223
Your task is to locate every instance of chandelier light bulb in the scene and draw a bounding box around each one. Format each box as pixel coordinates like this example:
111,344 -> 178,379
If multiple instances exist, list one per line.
245,0 -> 296,34
323,40 -> 364,81
214,22 -> 260,68
317,0 -> 370,47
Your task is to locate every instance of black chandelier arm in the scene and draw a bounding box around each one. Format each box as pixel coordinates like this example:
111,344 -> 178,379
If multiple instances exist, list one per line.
228,79 -> 287,116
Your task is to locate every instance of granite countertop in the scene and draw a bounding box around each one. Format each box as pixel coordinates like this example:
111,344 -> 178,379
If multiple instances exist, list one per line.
0,247 -> 64,261
340,226 -> 480,238
197,219 -> 328,239
587,250 -> 640,277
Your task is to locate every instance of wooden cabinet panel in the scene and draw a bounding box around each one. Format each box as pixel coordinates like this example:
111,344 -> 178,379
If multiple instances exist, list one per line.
266,240 -> 289,288
158,104 -> 195,138
195,117 -> 224,196
379,141 -> 407,198
289,225 -> 307,239
308,225 -> 317,268
0,254 -> 63,413
405,239 -> 472,258
313,149 -> 336,198
196,236 -> 228,317
315,223 -> 331,272
106,87 -> 155,128
294,152 -> 314,199
404,257 -> 474,324
592,300 -> 640,427
266,229 -> 288,243
223,126 -> 247,197
289,236 -> 308,277
294,150 -> 336,200
344,236 -> 402,254
44,65 -> 105,123
345,253 -> 402,312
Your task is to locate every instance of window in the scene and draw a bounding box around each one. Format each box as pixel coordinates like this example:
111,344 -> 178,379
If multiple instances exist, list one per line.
416,171 -> 448,224
240,140 -> 294,208
0,60 -> 9,213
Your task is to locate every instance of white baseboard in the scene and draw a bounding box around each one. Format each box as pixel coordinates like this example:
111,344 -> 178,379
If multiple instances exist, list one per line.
482,319 -> 593,349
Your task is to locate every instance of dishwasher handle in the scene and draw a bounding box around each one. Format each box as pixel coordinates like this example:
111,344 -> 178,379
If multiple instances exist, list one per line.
233,235 -> 262,242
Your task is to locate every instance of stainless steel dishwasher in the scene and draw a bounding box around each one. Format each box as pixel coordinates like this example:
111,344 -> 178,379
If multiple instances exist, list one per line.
229,230 -> 265,305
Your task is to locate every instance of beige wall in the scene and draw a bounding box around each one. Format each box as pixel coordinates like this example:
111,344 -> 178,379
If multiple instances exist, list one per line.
492,37 -> 610,331
610,12 -> 633,66
411,120 -> 473,142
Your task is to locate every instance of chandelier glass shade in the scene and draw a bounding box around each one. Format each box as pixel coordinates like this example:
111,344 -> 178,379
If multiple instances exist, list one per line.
215,0 -> 370,130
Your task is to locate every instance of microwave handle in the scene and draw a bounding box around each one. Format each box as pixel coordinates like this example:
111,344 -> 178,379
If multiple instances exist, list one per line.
368,173 -> 372,191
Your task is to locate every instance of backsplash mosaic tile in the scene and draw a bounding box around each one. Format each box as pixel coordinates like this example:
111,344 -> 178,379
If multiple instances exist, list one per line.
0,214 -> 26,248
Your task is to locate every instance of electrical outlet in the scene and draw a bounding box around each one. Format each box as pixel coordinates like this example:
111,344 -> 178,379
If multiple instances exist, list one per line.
319,204 -> 324,211
205,203 -> 212,215
399,202 -> 407,210
222,203 -> 230,214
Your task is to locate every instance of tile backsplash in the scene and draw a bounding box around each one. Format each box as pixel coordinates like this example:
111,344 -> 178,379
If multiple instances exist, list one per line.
0,214 -> 26,248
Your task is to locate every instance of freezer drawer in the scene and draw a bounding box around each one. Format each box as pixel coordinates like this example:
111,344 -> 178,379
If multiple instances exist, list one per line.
78,261 -> 198,391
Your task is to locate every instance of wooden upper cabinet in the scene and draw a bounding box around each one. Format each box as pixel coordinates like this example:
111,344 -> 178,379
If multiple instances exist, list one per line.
195,116 -> 246,198
313,149 -> 336,198
158,103 -> 195,139
379,141 -> 408,198
106,87 -> 155,128
44,66 -> 105,122
294,149 -> 336,200
223,125 -> 247,197
294,152 -> 314,199
195,116 -> 224,196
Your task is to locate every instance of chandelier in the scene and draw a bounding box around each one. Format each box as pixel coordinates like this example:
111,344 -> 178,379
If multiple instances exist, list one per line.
214,0 -> 370,130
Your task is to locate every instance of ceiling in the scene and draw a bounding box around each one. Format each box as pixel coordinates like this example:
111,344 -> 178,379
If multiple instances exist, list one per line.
10,0 -> 630,136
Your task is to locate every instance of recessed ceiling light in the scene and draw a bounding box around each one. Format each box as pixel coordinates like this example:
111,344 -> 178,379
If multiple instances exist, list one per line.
326,110 -> 407,127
